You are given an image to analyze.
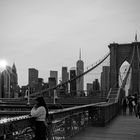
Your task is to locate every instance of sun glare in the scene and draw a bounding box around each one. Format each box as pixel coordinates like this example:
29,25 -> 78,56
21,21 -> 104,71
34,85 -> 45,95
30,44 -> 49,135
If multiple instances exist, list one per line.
0,60 -> 8,69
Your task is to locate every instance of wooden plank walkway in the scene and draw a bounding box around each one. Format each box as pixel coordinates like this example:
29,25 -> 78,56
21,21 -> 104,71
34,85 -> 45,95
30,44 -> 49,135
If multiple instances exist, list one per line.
70,113 -> 140,140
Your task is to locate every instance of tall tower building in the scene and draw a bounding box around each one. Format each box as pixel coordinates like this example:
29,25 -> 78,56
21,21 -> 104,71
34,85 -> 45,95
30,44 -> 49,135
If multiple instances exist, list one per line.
28,68 -> 38,92
62,67 -> 69,83
62,67 -> 69,93
50,71 -> 58,85
70,68 -> 77,96
0,64 -> 18,98
11,63 -> 18,98
87,83 -> 93,96
0,72 -> 4,98
48,77 -> 56,97
1,69 -> 11,98
101,66 -> 110,97
76,49 -> 84,96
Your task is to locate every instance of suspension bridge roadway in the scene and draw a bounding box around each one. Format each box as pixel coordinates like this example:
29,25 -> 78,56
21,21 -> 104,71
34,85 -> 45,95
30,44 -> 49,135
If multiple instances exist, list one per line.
70,113 -> 140,140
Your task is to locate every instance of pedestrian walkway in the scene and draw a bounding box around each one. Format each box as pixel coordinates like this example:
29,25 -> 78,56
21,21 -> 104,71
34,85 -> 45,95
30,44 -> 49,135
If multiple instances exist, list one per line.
70,113 -> 140,140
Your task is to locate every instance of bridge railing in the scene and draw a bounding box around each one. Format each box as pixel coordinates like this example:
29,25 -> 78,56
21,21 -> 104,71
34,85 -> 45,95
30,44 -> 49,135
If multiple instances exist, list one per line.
0,101 -> 120,140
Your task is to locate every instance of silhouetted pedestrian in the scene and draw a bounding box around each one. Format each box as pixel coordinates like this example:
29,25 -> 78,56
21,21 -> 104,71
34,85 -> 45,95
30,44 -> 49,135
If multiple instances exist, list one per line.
128,95 -> 133,115
131,93 -> 138,117
137,100 -> 140,119
133,93 -> 138,117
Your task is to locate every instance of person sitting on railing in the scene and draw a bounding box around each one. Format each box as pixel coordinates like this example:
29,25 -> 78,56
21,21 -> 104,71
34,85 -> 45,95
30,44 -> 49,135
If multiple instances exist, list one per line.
31,96 -> 49,140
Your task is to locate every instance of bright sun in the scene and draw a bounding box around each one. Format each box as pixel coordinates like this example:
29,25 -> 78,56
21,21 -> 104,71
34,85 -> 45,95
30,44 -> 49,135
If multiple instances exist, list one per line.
0,60 -> 8,69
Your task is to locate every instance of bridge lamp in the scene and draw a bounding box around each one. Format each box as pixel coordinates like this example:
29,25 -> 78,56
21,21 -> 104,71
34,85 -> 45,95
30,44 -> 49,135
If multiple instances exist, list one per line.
25,86 -> 30,105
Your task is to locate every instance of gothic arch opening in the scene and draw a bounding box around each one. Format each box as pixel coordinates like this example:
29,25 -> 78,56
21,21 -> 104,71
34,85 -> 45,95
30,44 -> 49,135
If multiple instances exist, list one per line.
109,42 -> 140,96
119,61 -> 131,96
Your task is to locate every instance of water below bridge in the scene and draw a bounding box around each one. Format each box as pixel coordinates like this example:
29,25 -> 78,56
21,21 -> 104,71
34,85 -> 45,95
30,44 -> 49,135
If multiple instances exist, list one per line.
70,112 -> 140,140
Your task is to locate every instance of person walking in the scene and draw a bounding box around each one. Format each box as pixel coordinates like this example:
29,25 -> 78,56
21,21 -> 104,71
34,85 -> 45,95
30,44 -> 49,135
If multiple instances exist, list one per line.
131,93 -> 138,117
128,95 -> 133,115
122,97 -> 128,115
133,93 -> 138,117
137,99 -> 140,119
31,96 -> 49,140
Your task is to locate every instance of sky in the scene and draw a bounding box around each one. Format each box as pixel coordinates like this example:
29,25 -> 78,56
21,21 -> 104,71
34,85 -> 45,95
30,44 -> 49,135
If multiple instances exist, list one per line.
0,0 -> 140,86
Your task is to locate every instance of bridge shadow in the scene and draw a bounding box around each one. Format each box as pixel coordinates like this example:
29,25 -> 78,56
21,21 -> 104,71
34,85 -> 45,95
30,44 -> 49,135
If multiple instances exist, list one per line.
70,110 -> 140,140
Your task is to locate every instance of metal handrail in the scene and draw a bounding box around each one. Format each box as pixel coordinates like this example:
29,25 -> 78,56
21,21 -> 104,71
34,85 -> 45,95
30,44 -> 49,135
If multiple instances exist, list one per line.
0,101 -> 120,140
107,88 -> 112,100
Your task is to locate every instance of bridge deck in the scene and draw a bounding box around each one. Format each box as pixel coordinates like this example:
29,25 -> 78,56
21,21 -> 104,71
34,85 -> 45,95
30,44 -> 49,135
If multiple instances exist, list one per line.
70,113 -> 140,140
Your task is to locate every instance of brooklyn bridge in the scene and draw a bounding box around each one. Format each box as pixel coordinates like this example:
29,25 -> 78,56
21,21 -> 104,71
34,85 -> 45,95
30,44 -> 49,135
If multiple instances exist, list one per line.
0,39 -> 140,140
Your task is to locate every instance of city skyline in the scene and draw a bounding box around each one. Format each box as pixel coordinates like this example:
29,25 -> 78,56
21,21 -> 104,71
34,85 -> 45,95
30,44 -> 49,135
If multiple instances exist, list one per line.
1,0 -> 140,86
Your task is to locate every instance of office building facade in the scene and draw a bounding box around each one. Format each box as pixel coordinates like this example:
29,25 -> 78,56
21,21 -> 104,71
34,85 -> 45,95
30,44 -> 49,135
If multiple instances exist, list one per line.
48,77 -> 56,97
62,67 -> 69,94
70,69 -> 77,96
50,70 -> 58,85
76,50 -> 84,96
87,83 -> 93,96
0,64 -> 18,98
28,68 -> 38,93
101,66 -> 110,97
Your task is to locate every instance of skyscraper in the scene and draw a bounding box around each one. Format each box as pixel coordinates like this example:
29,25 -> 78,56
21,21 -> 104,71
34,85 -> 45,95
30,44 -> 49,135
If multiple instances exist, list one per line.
11,63 -> 18,98
0,73 -> 2,98
50,70 -> 58,85
101,66 -> 110,97
62,67 -> 69,94
62,67 -> 69,83
0,63 -> 18,98
0,69 -> 11,98
87,83 -> 93,96
76,49 -> 84,96
70,68 -> 77,96
28,68 -> 38,93
48,77 -> 56,97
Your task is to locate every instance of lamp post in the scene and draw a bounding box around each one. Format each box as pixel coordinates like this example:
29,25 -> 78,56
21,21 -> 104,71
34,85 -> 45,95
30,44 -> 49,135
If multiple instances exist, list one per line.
53,89 -> 56,104
25,86 -> 30,105
27,86 -> 30,105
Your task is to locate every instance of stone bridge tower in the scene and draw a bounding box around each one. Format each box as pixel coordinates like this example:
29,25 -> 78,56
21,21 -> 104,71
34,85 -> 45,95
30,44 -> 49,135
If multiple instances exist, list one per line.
109,37 -> 140,96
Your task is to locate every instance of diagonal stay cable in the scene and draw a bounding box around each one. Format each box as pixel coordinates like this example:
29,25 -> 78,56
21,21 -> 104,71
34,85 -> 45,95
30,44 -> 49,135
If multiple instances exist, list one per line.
121,46 -> 135,89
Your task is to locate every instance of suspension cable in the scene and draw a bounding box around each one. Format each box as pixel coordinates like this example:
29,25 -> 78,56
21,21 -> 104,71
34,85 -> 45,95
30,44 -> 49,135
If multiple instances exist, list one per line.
31,52 -> 110,97
73,52 -> 110,79
85,52 -> 110,70
50,52 -> 110,90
